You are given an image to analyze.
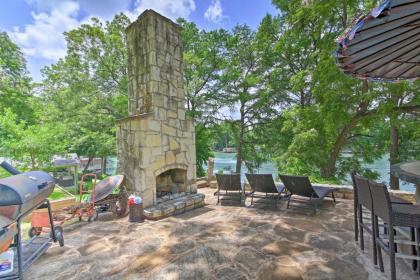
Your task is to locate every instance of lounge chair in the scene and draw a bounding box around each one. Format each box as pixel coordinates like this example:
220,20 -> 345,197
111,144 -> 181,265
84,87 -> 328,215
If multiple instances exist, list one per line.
279,174 -> 337,213
245,174 -> 285,208
215,174 -> 242,204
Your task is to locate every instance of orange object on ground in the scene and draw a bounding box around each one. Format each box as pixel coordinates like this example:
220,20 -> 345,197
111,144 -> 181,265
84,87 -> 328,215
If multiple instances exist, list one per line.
30,211 -> 51,228
0,223 -> 16,253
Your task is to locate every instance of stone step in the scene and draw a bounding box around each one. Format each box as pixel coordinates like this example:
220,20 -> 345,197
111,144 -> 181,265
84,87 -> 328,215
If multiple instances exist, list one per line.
144,193 -> 205,220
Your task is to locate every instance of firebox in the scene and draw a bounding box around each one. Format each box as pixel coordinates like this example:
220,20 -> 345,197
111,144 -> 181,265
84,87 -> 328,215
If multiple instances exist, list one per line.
116,10 -> 197,208
156,168 -> 187,197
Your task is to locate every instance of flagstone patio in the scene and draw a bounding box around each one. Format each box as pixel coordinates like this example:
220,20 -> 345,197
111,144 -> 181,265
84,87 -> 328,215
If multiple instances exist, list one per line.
27,188 -> 417,280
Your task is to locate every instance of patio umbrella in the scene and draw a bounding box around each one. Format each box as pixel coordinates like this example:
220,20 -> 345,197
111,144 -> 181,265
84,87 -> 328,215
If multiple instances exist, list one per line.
335,0 -> 420,82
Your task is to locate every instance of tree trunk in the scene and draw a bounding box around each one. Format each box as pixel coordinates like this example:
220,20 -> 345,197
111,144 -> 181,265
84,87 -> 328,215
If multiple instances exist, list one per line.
321,115 -> 362,178
82,156 -> 93,173
300,90 -> 306,108
321,81 -> 369,178
236,103 -> 245,174
30,154 -> 36,170
389,123 -> 400,189
101,157 -> 107,176
389,93 -> 400,190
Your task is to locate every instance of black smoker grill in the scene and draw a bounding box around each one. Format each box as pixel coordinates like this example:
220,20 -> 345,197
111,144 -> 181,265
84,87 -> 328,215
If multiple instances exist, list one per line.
0,171 -> 64,279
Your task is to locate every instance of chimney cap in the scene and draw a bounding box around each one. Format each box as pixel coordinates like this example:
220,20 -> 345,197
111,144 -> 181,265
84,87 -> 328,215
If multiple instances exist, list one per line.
126,9 -> 181,32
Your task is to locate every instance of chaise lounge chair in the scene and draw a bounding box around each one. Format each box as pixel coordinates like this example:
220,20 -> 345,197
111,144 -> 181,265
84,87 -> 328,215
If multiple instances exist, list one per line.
279,174 -> 337,213
215,174 -> 243,204
245,174 -> 286,208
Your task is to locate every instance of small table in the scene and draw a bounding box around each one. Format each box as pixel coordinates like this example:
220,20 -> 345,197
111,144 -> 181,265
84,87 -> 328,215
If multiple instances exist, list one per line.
391,161 -> 420,204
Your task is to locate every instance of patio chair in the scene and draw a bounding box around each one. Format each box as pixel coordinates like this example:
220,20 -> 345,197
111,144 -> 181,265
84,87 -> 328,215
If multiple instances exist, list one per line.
353,175 -> 377,265
245,174 -> 286,208
215,174 -> 242,204
369,180 -> 420,280
350,170 -> 360,242
351,170 -> 412,242
279,174 -> 337,213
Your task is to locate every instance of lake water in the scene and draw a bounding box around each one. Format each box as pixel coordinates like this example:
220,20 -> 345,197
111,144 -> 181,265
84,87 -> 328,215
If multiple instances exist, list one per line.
204,152 -> 415,192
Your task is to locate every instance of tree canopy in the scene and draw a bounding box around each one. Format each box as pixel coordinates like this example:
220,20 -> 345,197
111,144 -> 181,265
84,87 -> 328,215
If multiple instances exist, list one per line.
0,4 -> 418,186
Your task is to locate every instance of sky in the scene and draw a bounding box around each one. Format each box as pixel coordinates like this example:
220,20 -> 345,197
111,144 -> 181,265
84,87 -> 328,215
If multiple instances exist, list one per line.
0,0 -> 279,81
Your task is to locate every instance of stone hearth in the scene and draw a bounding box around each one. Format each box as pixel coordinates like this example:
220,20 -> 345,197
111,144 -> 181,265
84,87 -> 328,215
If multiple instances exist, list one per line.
144,193 -> 205,220
116,10 -> 198,208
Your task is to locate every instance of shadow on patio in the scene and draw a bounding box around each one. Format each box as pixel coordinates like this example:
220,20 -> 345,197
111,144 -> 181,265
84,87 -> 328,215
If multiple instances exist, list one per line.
26,187 -> 417,280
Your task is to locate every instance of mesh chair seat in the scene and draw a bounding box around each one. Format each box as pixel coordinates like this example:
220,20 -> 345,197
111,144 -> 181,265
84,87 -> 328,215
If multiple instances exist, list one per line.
390,195 -> 412,205
392,204 -> 420,228
312,185 -> 338,199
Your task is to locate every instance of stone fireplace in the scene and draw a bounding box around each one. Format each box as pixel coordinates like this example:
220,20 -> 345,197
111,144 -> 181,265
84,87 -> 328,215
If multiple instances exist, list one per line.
116,10 -> 198,208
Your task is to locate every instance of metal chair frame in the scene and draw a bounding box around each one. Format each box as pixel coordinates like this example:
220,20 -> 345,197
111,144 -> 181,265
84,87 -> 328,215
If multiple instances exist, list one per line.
246,174 -> 286,209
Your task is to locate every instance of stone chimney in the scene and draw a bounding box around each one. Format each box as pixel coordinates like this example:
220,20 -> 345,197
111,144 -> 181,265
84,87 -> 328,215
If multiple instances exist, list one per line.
116,10 -> 196,208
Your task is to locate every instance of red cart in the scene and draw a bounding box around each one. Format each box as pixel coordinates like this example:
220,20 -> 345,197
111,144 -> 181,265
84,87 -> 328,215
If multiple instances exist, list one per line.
29,174 -> 127,237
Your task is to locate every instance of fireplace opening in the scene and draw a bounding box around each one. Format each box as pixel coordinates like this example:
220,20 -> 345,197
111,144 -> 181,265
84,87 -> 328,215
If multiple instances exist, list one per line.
156,168 -> 187,198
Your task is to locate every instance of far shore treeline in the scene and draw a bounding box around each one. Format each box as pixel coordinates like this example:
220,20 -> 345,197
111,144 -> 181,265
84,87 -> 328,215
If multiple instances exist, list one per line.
0,0 -> 418,189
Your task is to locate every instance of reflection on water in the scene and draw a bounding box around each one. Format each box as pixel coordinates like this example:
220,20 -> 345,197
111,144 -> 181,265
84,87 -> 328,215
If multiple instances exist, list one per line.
107,153 -> 415,192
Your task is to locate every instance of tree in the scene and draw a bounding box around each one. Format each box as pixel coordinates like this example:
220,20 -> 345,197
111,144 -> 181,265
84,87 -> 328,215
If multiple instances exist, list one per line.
0,32 -> 33,122
39,14 -> 130,167
195,123 -> 214,177
0,32 -> 55,168
378,82 -> 420,189
262,0 -> 420,182
221,25 -> 278,173
178,19 -> 228,122
178,19 -> 229,175
213,121 -> 237,151
0,109 -> 65,169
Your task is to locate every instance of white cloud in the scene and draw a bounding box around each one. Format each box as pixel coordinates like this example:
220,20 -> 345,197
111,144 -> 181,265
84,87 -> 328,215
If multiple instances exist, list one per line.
11,1 -> 80,61
12,0 -> 196,62
9,0 -> 197,81
130,0 -> 196,21
25,0 -> 59,12
204,0 -> 223,23
26,0 -> 131,20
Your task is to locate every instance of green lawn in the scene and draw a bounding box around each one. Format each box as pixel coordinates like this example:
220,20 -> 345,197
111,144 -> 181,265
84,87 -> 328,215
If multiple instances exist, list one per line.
49,187 -> 73,200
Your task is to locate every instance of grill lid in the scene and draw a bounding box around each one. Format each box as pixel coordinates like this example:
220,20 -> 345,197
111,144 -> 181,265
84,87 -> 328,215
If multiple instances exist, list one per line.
0,171 -> 55,206
0,171 -> 55,220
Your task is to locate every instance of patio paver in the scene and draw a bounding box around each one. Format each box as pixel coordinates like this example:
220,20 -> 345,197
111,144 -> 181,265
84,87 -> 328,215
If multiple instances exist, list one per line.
26,188 -> 418,279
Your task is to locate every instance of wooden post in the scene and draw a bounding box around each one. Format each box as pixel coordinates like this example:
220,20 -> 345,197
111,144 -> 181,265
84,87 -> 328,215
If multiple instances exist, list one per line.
101,157 -> 107,175
207,157 -> 214,183
73,165 -> 78,187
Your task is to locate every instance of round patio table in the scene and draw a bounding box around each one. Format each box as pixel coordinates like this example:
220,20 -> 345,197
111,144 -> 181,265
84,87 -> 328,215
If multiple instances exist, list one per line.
391,161 -> 420,204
